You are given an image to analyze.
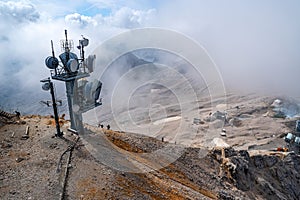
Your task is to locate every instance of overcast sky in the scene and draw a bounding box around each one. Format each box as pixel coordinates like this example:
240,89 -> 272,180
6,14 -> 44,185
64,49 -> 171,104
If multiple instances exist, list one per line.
0,0 -> 300,100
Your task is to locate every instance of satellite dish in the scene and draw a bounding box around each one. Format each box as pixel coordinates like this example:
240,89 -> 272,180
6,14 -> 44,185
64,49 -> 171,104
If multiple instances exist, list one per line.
91,80 -> 102,101
86,55 -> 96,73
42,82 -> 50,91
80,38 -> 89,47
67,59 -> 79,72
45,56 -> 59,69
59,52 -> 78,67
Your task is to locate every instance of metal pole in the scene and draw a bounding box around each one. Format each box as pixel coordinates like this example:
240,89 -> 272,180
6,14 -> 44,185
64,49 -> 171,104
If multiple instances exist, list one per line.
65,80 -> 84,134
49,81 -> 62,137
65,80 -> 76,131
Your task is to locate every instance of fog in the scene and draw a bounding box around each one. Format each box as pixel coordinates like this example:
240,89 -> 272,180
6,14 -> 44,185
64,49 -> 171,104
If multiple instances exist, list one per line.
156,0 -> 300,97
0,0 -> 300,114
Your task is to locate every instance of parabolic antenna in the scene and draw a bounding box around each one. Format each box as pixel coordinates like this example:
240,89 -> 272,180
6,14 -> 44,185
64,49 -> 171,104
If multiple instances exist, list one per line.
67,59 -> 79,72
45,56 -> 59,69
42,82 -> 50,91
91,79 -> 102,101
86,55 -> 96,73
84,80 -> 102,102
59,52 -> 78,68
80,38 -> 89,47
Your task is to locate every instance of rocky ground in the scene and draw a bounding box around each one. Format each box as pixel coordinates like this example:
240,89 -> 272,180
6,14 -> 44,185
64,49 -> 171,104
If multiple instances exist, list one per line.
0,94 -> 300,200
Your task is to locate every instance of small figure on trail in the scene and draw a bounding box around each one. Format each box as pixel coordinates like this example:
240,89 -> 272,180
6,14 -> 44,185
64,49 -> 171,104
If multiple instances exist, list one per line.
15,111 -> 20,119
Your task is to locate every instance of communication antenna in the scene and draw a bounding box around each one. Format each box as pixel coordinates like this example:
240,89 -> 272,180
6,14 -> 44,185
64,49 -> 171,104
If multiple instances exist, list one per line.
41,30 -> 102,134
50,40 -> 58,75
60,29 -> 73,52
51,40 -> 55,57
77,35 -> 89,61
40,78 -> 63,137
65,30 -> 68,48
45,40 -> 59,72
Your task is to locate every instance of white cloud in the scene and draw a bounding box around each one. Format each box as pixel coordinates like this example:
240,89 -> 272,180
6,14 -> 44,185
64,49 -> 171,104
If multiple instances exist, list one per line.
108,7 -> 155,28
0,0 -> 40,23
65,13 -> 97,27
65,7 -> 155,29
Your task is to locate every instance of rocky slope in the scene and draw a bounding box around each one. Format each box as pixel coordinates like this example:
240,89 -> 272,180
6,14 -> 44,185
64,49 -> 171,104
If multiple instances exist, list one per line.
0,110 -> 299,200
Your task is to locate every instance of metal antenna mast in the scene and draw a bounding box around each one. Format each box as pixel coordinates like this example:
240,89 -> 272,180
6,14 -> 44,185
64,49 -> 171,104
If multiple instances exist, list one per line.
40,78 -> 62,137
42,30 -> 102,135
